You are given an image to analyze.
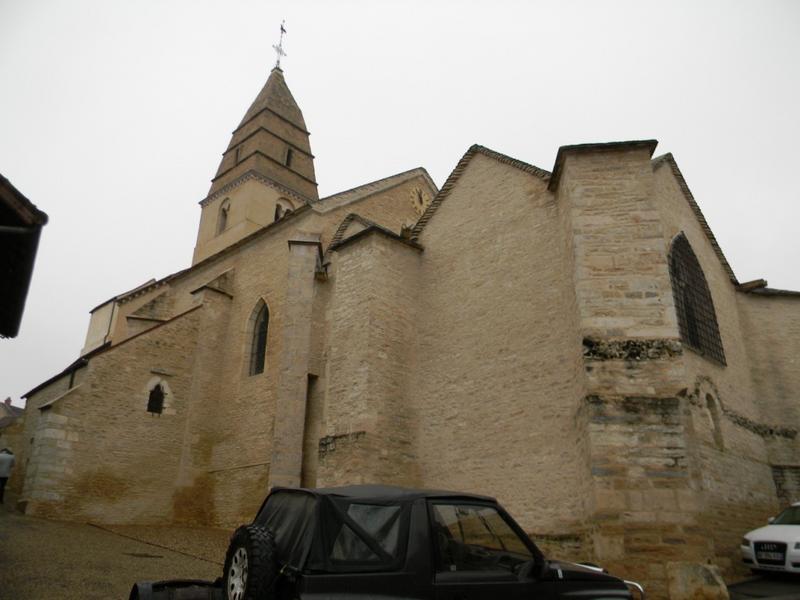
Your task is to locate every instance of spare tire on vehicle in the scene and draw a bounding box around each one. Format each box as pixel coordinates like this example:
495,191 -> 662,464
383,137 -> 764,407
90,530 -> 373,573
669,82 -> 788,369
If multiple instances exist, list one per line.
222,524 -> 278,600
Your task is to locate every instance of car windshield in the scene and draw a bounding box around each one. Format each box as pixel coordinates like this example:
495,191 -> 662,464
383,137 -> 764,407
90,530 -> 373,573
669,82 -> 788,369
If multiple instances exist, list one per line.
773,506 -> 800,525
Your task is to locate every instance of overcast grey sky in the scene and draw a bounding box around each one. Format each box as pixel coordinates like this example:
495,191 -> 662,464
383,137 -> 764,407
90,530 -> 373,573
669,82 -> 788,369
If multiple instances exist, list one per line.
1,0 -> 799,406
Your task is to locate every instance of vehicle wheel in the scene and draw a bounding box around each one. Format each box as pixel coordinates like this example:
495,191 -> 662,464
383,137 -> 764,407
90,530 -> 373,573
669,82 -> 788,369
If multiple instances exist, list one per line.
223,524 -> 278,600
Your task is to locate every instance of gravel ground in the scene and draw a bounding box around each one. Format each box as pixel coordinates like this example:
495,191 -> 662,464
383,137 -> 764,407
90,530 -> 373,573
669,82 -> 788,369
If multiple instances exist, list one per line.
0,501 -> 232,600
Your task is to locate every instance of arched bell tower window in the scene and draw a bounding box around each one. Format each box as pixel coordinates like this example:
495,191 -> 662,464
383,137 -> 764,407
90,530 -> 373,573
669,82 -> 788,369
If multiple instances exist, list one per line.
217,199 -> 231,235
248,301 -> 269,376
669,233 -> 726,365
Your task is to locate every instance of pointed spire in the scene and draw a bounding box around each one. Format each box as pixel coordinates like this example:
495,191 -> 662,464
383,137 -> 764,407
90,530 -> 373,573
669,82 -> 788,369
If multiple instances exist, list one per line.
238,67 -> 307,132
209,66 -> 317,200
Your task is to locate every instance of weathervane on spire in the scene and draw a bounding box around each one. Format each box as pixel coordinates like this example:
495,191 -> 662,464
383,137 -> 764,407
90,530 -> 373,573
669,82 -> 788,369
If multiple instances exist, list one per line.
273,20 -> 287,69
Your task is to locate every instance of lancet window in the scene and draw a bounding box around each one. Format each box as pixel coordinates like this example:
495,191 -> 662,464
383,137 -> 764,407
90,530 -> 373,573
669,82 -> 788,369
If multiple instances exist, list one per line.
249,301 -> 269,376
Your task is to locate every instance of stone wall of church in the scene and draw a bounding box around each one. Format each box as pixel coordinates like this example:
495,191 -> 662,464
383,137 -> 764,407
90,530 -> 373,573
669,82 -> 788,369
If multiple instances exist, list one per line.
318,232 -> 422,487
411,154 -> 591,540
22,305 -> 204,523
652,161 -> 787,578
557,147 -> 706,598
737,293 -> 800,441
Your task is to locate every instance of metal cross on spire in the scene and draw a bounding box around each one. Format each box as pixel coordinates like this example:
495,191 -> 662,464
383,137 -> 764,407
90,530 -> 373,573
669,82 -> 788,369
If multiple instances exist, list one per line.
273,20 -> 287,69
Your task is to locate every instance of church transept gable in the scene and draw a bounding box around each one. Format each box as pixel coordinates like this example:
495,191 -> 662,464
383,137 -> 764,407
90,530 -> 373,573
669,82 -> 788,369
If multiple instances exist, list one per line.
652,153 -> 738,286
411,144 -> 550,242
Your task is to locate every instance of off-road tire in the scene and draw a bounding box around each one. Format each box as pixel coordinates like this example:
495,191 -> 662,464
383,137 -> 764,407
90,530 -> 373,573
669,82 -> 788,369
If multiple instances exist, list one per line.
222,524 -> 278,600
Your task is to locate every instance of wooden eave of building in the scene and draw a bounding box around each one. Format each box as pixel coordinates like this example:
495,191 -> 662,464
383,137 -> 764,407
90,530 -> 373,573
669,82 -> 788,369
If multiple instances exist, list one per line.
0,173 -> 49,338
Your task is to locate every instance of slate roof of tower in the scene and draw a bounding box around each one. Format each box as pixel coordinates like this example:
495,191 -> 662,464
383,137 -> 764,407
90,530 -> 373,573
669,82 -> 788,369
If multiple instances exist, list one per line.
238,67 -> 307,132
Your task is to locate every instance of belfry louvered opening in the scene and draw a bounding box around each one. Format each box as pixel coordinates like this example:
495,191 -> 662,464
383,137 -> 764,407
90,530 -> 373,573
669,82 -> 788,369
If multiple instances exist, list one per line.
669,233 -> 726,365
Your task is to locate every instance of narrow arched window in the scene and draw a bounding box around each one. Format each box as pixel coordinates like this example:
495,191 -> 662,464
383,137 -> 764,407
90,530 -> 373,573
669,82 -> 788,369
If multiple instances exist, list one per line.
217,199 -> 230,235
249,302 -> 269,376
147,384 -> 164,414
669,233 -> 726,365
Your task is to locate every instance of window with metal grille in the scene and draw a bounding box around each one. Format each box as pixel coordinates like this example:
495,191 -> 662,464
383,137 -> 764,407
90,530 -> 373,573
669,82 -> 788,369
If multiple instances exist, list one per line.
147,384 -> 164,414
669,233 -> 726,365
249,302 -> 269,376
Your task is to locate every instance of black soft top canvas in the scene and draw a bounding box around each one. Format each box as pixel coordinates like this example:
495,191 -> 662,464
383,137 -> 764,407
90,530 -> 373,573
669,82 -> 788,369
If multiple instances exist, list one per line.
254,485 -> 496,572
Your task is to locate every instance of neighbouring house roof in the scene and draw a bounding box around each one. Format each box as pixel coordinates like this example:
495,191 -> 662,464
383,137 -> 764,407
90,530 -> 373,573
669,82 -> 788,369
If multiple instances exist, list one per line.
411,144 -> 550,241
0,416 -> 20,430
651,153 -> 739,286
0,173 -> 49,338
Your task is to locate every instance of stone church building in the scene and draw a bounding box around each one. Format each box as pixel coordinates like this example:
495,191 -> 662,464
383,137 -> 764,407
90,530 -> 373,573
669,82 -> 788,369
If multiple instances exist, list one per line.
15,66 -> 800,593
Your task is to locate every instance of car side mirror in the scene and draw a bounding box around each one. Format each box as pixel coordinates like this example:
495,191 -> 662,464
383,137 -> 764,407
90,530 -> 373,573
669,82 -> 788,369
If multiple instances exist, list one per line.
518,559 -> 547,581
768,517 -> 775,524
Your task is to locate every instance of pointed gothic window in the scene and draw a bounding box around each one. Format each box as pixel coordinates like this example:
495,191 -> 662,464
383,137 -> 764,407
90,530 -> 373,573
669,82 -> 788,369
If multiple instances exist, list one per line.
249,301 -> 269,376
217,199 -> 230,235
147,384 -> 164,414
669,233 -> 726,365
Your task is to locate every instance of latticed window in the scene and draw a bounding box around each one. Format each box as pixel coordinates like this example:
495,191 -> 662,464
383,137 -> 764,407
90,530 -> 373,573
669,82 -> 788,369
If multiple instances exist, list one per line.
147,384 -> 164,414
249,302 -> 269,376
669,233 -> 726,365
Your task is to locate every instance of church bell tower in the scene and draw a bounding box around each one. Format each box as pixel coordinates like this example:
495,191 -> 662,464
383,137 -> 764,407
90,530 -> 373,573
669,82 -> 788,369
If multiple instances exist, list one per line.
192,37 -> 318,264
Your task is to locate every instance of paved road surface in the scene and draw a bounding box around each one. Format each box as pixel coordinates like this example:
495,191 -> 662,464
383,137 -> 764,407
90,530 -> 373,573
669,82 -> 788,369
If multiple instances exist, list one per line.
729,574 -> 800,600
0,503 -> 229,600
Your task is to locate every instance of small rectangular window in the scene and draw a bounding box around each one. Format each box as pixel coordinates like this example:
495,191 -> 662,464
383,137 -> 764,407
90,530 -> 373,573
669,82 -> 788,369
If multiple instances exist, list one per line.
285,147 -> 294,167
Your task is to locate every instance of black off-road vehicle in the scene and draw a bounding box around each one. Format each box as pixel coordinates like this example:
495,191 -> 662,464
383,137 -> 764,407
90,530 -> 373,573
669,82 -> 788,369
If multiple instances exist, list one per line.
130,485 -> 644,600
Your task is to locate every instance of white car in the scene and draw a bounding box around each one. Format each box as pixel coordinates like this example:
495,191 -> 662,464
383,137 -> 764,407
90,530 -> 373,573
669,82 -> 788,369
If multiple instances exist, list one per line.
742,503 -> 800,573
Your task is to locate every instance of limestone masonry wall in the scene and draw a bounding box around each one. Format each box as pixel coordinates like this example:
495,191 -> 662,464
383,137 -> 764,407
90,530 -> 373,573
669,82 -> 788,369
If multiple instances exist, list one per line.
319,233 -> 422,487
412,154 -> 590,538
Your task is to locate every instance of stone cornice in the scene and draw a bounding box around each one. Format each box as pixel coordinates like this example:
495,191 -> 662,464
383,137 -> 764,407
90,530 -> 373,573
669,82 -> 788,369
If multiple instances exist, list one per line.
199,170 -> 311,208
223,126 -> 314,159
211,150 -> 318,186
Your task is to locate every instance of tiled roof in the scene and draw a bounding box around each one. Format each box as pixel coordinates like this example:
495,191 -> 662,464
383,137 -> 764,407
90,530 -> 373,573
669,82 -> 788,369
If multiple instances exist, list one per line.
329,213 -> 423,253
0,416 -> 18,430
237,67 -> 307,132
411,145 -> 550,240
652,153 -> 738,285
